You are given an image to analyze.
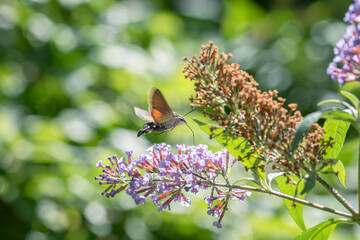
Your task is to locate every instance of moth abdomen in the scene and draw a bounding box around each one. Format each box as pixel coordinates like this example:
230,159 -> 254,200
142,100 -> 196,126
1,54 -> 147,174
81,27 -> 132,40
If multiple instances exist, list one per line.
137,122 -> 155,137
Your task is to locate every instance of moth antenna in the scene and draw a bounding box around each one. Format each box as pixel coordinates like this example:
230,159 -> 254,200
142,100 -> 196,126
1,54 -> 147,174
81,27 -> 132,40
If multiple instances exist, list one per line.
183,108 -> 196,117
186,124 -> 195,145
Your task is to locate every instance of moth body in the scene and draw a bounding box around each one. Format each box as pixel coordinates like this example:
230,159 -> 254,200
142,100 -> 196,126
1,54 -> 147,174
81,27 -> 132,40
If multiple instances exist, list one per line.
134,88 -> 194,143
137,112 -> 187,137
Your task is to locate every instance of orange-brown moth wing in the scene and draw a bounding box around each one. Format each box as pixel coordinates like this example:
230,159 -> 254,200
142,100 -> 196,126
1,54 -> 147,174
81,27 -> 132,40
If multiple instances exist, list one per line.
149,88 -> 174,123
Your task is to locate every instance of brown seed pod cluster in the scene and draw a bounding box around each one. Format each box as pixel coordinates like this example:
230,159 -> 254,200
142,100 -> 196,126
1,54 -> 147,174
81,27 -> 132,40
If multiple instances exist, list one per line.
183,42 -> 333,177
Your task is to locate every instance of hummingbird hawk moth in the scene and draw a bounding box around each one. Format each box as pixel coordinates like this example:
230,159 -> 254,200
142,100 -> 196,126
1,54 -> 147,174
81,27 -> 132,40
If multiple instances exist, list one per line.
134,88 -> 195,143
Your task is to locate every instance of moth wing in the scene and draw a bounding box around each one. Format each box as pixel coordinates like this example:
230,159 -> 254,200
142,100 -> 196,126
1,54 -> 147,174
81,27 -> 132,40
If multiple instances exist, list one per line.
134,107 -> 154,122
149,88 -> 174,123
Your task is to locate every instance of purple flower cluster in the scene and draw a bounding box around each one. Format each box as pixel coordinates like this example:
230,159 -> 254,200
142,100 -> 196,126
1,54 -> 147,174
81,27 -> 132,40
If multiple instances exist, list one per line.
344,0 -> 360,24
327,0 -> 360,85
95,143 -> 251,229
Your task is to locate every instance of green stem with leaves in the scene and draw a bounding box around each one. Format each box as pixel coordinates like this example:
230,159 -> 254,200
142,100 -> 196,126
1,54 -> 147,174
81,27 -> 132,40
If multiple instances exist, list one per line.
150,177 -> 353,218
316,175 -> 358,216
299,159 -> 358,216
210,182 -> 353,219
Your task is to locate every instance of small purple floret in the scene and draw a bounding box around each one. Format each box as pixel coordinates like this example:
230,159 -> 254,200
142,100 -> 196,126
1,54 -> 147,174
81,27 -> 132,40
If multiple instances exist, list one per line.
213,221 -> 222,229
96,160 -> 103,167
125,150 -> 133,156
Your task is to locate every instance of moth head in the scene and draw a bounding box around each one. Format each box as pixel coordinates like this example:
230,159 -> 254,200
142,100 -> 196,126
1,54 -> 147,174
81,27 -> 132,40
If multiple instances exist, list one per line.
174,112 -> 188,125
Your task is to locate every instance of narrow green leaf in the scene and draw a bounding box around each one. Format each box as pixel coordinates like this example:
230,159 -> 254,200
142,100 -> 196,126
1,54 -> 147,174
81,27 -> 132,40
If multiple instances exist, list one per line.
318,99 -> 353,107
300,174 -> 316,195
341,83 -> 360,120
321,109 -> 357,123
319,96 -> 357,119
340,90 -> 360,110
319,99 -> 357,115
323,119 -> 350,160
340,80 -> 360,93
295,219 -> 345,240
291,111 -> 323,153
193,118 -> 266,182
275,175 -> 306,231
232,178 -> 257,185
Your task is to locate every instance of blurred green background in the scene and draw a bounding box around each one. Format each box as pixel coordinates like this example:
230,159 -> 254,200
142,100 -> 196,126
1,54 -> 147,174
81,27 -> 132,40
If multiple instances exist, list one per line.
0,0 -> 359,239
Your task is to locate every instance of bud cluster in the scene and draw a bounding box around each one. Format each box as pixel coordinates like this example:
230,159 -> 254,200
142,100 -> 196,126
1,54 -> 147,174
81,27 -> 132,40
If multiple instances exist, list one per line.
183,42 -> 333,178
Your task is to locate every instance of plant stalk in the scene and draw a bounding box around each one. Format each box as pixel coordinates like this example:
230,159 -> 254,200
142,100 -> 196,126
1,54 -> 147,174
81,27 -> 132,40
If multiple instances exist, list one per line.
317,175 -> 358,216
212,182 -> 353,219
358,132 -> 360,213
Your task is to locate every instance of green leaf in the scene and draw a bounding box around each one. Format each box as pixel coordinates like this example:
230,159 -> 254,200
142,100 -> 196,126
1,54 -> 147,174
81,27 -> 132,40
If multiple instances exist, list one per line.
323,119 -> 349,188
267,172 -> 286,186
318,99 -> 353,108
300,173 -> 316,195
291,111 -> 323,153
340,90 -> 360,110
232,178 -> 257,185
321,109 -> 357,126
323,119 -> 350,160
193,119 -> 251,163
340,81 -> 360,99
332,160 -> 347,188
317,159 -> 346,188
291,109 -> 357,154
275,175 -> 306,231
193,119 -> 252,162
318,99 -> 357,114
193,118 -> 266,183
295,219 -> 345,240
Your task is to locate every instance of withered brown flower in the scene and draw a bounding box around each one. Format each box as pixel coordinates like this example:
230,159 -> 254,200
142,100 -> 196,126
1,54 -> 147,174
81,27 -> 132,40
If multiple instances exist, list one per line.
183,42 -> 333,178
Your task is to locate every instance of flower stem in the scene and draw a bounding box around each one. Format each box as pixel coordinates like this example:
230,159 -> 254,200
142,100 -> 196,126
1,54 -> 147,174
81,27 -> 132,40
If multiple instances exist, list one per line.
212,182 -> 353,219
358,132 -> 360,213
316,175 -> 358,216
